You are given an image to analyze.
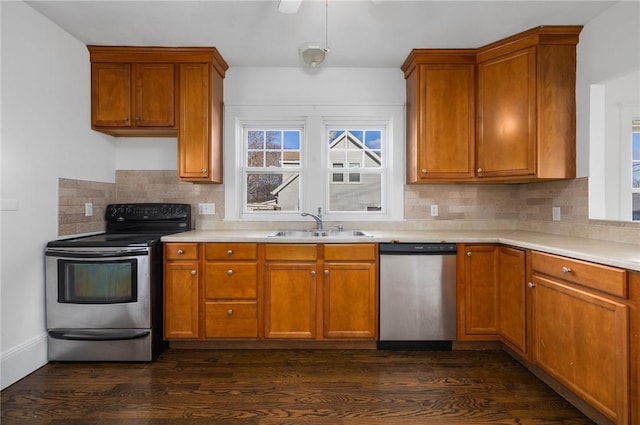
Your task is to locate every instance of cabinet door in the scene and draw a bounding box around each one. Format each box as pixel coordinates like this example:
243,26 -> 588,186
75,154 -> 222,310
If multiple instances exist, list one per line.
411,64 -> 475,182
178,63 -> 211,181
264,262 -> 317,339
499,246 -> 527,355
164,261 -> 199,339
477,47 -> 536,179
135,63 -> 175,127
457,245 -> 500,339
91,63 -> 131,127
533,275 -> 630,424
323,262 -> 377,339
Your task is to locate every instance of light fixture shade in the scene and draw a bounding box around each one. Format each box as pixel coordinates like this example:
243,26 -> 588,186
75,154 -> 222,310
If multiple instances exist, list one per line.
300,44 -> 328,67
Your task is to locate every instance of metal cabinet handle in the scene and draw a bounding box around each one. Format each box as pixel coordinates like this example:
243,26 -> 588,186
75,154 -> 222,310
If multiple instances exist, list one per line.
421,168 -> 427,174
466,252 -> 472,257
201,168 -> 207,174
135,116 -> 141,121
477,168 -> 483,173
177,249 -> 184,255
227,309 -> 233,316
190,270 -> 197,276
324,270 -> 329,276
227,249 -> 233,256
310,270 -> 316,276
562,266 -> 572,273
227,269 -> 233,276
528,282 -> 536,288
123,117 -> 129,122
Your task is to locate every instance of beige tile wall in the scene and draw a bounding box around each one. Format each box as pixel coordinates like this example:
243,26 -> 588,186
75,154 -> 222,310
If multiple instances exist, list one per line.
58,178 -> 115,236
58,173 -> 639,244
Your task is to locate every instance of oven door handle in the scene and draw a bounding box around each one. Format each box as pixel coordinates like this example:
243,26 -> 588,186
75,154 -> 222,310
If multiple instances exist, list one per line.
48,329 -> 150,341
45,249 -> 149,258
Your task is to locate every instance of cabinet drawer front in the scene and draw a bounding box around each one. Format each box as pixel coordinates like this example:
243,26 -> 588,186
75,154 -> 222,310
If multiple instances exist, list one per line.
205,243 -> 257,260
204,263 -> 257,299
265,244 -> 317,261
165,243 -> 199,260
205,302 -> 258,338
324,244 -> 377,261
531,251 -> 627,298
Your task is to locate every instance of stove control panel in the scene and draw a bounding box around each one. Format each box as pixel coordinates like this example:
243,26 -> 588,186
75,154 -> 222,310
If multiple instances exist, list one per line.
106,203 -> 191,221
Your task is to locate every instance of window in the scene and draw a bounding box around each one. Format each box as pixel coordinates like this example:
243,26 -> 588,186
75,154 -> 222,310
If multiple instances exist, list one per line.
226,105 -> 403,221
632,119 -> 640,220
243,128 -> 302,213
327,129 -> 383,212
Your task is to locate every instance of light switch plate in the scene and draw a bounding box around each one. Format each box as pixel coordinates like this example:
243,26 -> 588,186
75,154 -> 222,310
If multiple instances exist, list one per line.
552,206 -> 561,221
430,204 -> 438,217
84,202 -> 93,217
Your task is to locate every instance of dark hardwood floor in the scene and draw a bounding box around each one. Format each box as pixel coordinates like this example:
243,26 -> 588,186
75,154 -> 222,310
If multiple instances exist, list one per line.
1,349 -> 594,425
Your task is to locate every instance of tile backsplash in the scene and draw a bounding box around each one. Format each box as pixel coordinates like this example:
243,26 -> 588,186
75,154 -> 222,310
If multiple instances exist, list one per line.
58,171 -> 639,245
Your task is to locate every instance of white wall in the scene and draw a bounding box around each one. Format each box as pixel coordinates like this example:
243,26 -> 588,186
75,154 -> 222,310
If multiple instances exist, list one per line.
0,1 -> 117,389
576,1 -> 640,178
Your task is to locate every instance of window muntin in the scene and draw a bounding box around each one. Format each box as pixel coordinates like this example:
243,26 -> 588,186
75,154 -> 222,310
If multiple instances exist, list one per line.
243,128 -> 302,213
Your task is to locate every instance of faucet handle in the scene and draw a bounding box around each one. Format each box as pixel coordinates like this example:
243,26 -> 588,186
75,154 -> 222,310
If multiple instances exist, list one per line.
317,207 -> 322,217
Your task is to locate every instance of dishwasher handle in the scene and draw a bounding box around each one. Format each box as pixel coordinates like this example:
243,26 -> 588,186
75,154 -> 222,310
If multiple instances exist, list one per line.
379,243 -> 457,254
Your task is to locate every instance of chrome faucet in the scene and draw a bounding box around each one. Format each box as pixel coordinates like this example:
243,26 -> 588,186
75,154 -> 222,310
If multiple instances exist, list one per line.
301,207 -> 324,233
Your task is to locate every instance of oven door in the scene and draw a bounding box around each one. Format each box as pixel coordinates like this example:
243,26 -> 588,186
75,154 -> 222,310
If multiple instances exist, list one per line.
45,247 -> 151,329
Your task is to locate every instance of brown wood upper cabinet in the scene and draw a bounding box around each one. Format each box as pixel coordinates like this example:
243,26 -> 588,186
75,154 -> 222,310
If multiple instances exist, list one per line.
403,26 -> 582,183
88,46 -> 228,183
402,51 -> 476,182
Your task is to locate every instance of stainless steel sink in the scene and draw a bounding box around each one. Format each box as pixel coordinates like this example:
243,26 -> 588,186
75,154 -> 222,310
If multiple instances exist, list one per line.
267,230 -> 373,238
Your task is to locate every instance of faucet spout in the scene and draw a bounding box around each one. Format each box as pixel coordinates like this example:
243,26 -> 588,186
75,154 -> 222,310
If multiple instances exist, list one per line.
301,207 -> 324,232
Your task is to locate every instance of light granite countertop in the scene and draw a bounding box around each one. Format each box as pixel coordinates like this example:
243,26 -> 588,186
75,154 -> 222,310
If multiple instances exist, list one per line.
162,229 -> 640,272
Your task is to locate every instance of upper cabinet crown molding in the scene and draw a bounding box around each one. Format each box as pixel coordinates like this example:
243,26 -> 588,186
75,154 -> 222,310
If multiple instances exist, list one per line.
403,25 -> 583,184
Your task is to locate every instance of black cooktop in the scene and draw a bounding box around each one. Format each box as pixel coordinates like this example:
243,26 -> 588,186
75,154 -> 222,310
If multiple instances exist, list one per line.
47,203 -> 191,248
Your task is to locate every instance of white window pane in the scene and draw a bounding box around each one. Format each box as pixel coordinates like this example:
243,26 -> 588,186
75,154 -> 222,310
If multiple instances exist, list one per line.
246,173 -> 300,212
329,174 -> 381,212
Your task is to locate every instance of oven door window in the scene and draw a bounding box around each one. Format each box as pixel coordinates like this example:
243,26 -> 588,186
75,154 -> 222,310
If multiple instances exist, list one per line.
58,259 -> 138,304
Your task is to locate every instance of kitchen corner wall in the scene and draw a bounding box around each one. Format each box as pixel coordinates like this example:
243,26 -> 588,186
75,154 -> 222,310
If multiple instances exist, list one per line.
58,172 -> 639,245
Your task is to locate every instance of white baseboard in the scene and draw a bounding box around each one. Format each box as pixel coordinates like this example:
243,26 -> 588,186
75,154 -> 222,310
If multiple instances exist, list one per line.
1,332 -> 48,390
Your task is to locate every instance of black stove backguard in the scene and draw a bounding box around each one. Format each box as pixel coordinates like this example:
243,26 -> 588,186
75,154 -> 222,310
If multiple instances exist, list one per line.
105,203 -> 192,234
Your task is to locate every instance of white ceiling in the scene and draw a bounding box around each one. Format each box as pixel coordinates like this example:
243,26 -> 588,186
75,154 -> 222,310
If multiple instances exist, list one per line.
25,0 -> 618,68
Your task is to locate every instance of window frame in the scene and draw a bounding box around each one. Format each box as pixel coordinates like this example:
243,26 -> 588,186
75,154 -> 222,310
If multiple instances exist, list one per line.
224,104 -> 404,222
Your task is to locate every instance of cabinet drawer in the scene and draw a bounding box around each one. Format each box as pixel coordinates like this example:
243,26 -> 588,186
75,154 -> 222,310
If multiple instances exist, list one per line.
531,251 -> 627,298
265,244 -> 317,261
324,244 -> 377,261
205,243 -> 257,260
165,243 -> 199,260
205,302 -> 258,338
204,263 -> 257,299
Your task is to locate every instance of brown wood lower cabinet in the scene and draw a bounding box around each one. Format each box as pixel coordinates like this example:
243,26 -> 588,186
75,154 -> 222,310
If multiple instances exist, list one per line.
498,246 -> 527,357
264,243 -> 378,341
531,251 -> 631,425
164,243 -> 199,339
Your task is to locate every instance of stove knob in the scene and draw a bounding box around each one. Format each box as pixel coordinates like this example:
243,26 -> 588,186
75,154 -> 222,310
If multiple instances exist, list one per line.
175,207 -> 183,215
107,206 -> 119,217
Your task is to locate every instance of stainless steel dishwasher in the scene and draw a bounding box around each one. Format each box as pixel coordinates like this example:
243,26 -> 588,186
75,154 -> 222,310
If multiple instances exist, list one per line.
378,243 -> 457,349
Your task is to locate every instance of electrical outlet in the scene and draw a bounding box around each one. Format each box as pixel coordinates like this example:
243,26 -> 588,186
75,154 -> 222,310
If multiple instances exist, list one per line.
84,202 -> 93,217
552,206 -> 561,221
430,204 -> 439,217
198,203 -> 216,215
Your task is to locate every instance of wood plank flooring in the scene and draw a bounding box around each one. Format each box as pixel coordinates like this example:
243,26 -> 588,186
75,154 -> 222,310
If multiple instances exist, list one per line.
1,349 -> 594,424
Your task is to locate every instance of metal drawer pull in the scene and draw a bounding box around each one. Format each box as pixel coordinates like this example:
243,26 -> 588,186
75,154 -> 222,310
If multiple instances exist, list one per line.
528,282 -> 536,288
227,249 -> 233,256
191,270 -> 197,276
561,266 -> 572,273
227,309 -> 233,316
177,249 -> 184,255
310,270 -> 316,276
227,269 -> 233,276
324,270 -> 329,276
466,252 -> 472,257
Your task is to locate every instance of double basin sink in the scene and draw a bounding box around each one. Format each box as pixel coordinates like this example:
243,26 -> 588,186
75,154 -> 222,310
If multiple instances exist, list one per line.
268,229 -> 373,238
